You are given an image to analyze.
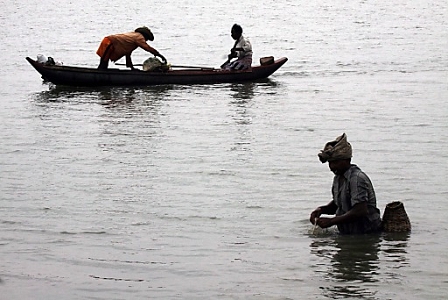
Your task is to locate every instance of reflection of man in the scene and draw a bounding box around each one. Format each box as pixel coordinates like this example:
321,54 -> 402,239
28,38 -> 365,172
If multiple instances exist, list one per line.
309,133 -> 382,234
310,234 -> 381,298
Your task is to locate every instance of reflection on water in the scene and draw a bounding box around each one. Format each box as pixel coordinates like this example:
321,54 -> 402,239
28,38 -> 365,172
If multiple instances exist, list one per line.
228,87 -> 254,160
229,79 -> 281,100
226,79 -> 283,162
380,232 -> 411,283
230,82 -> 256,100
98,85 -> 175,108
29,85 -> 173,148
31,84 -> 177,105
31,83 -> 103,102
310,233 -> 410,299
31,79 -> 281,106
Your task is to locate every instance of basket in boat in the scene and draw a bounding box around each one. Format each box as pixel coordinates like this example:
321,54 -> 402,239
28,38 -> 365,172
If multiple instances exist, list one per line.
260,56 -> 274,66
382,201 -> 411,232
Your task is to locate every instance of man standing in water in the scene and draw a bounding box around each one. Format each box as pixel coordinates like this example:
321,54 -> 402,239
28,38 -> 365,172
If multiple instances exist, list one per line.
309,133 -> 382,234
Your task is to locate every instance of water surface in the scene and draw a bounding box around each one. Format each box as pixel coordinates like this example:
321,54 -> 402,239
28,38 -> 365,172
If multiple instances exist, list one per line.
1,0 -> 447,299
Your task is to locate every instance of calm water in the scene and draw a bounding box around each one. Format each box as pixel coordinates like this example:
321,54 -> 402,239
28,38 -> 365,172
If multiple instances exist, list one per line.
1,0 -> 447,299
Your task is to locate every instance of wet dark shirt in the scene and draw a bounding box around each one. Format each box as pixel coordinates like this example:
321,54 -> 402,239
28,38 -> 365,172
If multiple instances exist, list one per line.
332,164 -> 382,234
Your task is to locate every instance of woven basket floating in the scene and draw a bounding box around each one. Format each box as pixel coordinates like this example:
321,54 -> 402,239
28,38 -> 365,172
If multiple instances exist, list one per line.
382,201 -> 411,232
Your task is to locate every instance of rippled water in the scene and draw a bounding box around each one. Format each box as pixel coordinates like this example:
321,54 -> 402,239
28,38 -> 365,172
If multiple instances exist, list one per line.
1,0 -> 447,299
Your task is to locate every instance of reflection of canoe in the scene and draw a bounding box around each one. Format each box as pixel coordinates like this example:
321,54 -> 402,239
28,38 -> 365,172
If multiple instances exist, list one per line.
26,56 -> 288,87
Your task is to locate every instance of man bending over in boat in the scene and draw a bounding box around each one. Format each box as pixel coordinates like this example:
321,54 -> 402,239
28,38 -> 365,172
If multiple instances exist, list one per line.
221,24 -> 252,71
96,26 -> 167,70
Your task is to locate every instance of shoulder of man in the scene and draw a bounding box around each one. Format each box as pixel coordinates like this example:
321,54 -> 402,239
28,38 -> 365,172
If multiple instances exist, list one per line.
348,164 -> 372,182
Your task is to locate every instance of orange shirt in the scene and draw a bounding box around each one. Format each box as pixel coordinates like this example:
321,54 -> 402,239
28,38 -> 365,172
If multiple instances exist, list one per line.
96,32 -> 156,62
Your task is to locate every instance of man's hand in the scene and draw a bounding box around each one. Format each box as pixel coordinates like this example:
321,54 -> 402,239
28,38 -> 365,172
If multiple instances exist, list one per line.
316,217 -> 335,228
229,49 -> 237,58
158,54 -> 167,64
309,207 -> 322,224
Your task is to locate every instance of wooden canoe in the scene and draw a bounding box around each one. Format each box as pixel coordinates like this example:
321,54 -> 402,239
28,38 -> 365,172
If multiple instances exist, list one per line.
26,56 -> 288,87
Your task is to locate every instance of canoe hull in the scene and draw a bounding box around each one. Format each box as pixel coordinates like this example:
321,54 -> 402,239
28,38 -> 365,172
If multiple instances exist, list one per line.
26,57 -> 288,87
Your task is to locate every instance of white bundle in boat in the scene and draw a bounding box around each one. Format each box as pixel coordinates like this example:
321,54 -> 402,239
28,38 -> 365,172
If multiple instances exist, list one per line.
36,54 -> 63,66
37,54 -> 48,64
142,57 -> 163,71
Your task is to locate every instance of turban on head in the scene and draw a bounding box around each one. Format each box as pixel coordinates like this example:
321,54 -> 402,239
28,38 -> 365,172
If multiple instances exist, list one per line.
318,133 -> 352,163
135,26 -> 154,41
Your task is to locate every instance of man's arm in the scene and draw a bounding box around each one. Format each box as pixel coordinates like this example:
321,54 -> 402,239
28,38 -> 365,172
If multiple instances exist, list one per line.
138,41 -> 166,63
317,202 -> 368,228
309,200 -> 337,224
125,55 -> 134,69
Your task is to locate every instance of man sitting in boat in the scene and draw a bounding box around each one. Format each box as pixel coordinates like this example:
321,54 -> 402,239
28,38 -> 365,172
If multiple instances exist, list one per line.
96,26 -> 167,70
222,24 -> 252,71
